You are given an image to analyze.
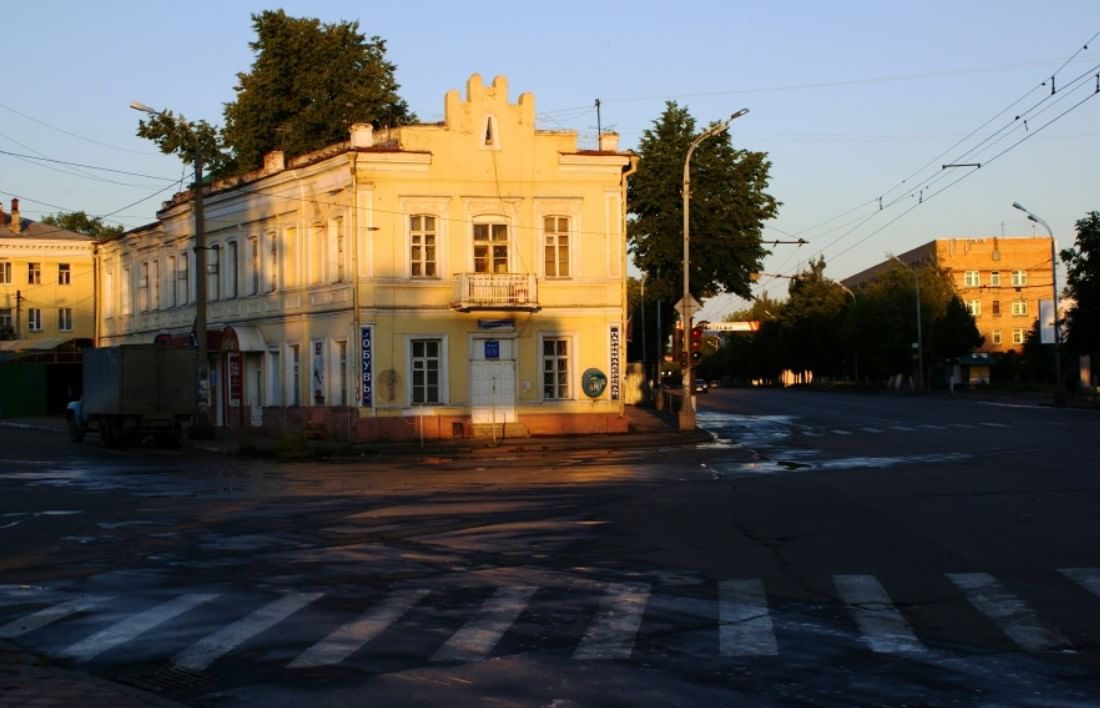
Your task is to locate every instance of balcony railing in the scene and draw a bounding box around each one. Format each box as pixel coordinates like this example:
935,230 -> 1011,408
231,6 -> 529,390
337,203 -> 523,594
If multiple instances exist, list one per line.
452,273 -> 539,312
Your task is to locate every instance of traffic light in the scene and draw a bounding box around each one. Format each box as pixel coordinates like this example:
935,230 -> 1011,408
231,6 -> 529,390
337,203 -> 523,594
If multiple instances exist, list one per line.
690,326 -> 704,361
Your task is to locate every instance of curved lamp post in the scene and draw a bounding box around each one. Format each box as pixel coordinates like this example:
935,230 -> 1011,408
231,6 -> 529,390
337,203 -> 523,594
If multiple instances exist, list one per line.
1012,202 -> 1063,404
680,108 -> 749,431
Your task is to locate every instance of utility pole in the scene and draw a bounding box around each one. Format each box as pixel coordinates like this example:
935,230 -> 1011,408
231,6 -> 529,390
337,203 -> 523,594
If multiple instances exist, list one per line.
15,289 -> 21,339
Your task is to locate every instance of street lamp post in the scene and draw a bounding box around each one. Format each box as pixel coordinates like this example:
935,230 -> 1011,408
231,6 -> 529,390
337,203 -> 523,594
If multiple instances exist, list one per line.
838,283 -> 859,381
679,108 -> 749,431
131,101 -> 209,427
1012,202 -> 1064,404
889,254 -> 924,390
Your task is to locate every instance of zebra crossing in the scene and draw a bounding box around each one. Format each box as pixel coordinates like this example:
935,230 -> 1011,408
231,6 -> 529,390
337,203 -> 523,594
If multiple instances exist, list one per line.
3,567 -> 1100,673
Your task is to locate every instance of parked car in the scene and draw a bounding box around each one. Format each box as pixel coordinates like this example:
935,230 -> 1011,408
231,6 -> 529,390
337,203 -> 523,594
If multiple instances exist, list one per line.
694,378 -> 709,393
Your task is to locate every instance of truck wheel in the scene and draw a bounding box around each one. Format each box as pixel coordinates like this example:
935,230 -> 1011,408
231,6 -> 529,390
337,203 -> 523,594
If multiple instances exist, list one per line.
67,414 -> 85,443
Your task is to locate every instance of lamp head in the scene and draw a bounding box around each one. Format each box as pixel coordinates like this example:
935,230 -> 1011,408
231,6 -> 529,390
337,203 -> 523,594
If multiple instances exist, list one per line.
130,101 -> 157,115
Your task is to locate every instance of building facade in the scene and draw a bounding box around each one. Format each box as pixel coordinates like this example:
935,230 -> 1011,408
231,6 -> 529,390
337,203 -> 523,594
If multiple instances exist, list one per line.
843,236 -> 1055,353
96,75 -> 637,440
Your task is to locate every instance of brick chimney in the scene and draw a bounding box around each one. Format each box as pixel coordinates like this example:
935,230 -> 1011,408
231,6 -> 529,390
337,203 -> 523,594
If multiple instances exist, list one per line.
10,198 -> 20,234
0,200 -> 5,228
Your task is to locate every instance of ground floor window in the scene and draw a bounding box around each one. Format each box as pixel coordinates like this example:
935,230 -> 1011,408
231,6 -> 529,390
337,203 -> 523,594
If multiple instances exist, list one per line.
542,336 -> 571,400
410,338 -> 442,404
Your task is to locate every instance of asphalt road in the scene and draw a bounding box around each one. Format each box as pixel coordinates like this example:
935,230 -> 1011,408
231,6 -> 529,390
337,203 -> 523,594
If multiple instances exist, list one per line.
2,389 -> 1100,707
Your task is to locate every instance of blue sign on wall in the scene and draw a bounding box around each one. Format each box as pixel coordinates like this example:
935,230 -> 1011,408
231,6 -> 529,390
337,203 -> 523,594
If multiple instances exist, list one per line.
485,340 -> 500,360
360,325 -> 373,407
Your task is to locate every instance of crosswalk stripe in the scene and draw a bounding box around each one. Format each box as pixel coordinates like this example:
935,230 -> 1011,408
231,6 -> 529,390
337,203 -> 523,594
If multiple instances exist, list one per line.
431,586 -> 537,663
573,583 -> 650,660
920,424 -> 948,430
947,572 -> 1070,652
860,427 -> 883,434
718,579 -> 777,656
834,575 -> 924,654
174,592 -> 323,672
1059,567 -> 1100,598
289,589 -> 430,668
62,593 -> 219,662
0,596 -> 106,639
830,429 -> 853,436
889,425 -> 915,431
979,422 -> 1009,428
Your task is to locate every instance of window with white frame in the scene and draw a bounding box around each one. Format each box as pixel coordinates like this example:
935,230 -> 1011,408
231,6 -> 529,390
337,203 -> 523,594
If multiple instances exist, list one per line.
1012,270 -> 1027,287
120,265 -> 132,316
473,222 -> 508,274
967,299 -> 981,316
266,348 -> 282,406
0,308 -> 12,335
138,262 -> 150,312
1011,299 -> 1027,316
151,260 -> 160,310
410,215 -> 437,277
332,217 -> 345,283
1012,328 -> 1027,344
311,340 -> 326,405
27,262 -> 41,285
410,338 -> 442,404
27,308 -> 42,332
336,340 -> 348,406
0,261 -> 10,284
58,307 -> 72,331
103,270 -> 114,318
249,236 -> 260,295
542,336 -> 571,400
311,224 -> 327,285
964,270 -> 980,287
283,227 -> 298,288
991,329 -> 1002,345
207,246 -> 220,301
176,254 -> 189,305
58,263 -> 71,285
165,257 -> 176,308
288,343 -> 301,406
990,271 -> 1001,287
544,216 -> 570,278
225,241 -> 239,299
266,230 -> 278,292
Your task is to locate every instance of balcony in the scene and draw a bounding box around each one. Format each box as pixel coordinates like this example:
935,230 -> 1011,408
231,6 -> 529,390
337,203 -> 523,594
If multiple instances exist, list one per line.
452,273 -> 540,312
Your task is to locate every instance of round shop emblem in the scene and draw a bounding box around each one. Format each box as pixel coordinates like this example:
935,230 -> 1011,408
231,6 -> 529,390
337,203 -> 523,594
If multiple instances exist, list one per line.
581,368 -> 608,398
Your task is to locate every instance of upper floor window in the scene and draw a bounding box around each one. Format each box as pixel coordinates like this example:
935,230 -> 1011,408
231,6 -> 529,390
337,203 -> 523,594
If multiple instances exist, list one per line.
266,231 -> 279,292
58,263 -> 71,285
0,262 -> 10,284
1012,328 -> 1027,344
166,257 -> 176,308
151,260 -> 160,310
283,227 -> 298,289
967,300 -> 981,316
473,222 -> 508,274
991,299 -> 1001,316
27,262 -> 41,285
225,241 -> 239,299
249,236 -> 261,295
1011,299 -> 1028,316
963,271 -> 979,287
332,218 -> 345,283
1012,270 -> 1027,287
120,266 -> 132,316
138,262 -> 150,312
410,215 -> 438,278
176,254 -> 190,306
990,271 -> 1001,287
207,246 -> 220,301
544,216 -> 571,278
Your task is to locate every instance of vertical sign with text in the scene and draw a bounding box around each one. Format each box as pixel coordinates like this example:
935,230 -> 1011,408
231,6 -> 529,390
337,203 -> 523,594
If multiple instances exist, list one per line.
360,325 -> 373,407
609,324 -> 621,401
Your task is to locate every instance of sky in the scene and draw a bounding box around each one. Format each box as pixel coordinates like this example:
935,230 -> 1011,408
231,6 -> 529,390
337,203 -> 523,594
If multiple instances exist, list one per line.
4,1 -> 1099,321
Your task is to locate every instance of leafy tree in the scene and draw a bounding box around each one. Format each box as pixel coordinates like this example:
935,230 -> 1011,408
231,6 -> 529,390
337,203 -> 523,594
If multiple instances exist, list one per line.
221,10 -> 413,174
135,110 -> 224,176
929,294 -> 982,364
628,102 -> 779,305
41,211 -> 124,240
1060,211 -> 1100,376
778,257 -> 851,379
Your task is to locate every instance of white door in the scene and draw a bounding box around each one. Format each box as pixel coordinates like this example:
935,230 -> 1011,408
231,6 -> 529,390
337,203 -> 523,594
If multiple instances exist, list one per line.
470,338 -> 516,424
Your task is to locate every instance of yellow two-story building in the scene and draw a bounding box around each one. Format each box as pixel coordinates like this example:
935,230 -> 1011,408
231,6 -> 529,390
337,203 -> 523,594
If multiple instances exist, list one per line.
97,74 -> 637,440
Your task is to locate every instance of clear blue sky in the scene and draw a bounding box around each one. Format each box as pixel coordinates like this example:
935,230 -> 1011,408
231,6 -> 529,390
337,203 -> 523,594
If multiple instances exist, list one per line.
4,1 -> 1098,320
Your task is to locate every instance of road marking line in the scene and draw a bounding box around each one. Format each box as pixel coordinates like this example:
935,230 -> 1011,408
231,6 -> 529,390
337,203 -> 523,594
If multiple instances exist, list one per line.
719,579 -> 777,656
573,583 -> 651,660
62,593 -> 219,662
979,422 -> 1010,428
1059,568 -> 1100,598
833,575 -> 924,654
860,427 -> 883,434
889,425 -> 915,431
431,586 -> 537,663
947,572 -> 1070,652
174,592 -> 323,671
830,429 -> 853,436
920,424 -> 948,430
951,424 -> 977,429
0,596 -> 106,639
289,589 -> 430,668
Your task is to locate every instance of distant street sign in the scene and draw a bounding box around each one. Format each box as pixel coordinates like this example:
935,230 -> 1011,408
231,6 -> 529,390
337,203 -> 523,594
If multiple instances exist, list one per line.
707,321 -> 761,333
674,295 -> 703,319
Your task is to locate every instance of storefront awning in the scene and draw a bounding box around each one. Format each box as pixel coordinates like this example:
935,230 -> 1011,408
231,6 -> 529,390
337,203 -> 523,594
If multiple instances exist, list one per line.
222,325 -> 267,352
0,336 -> 74,352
